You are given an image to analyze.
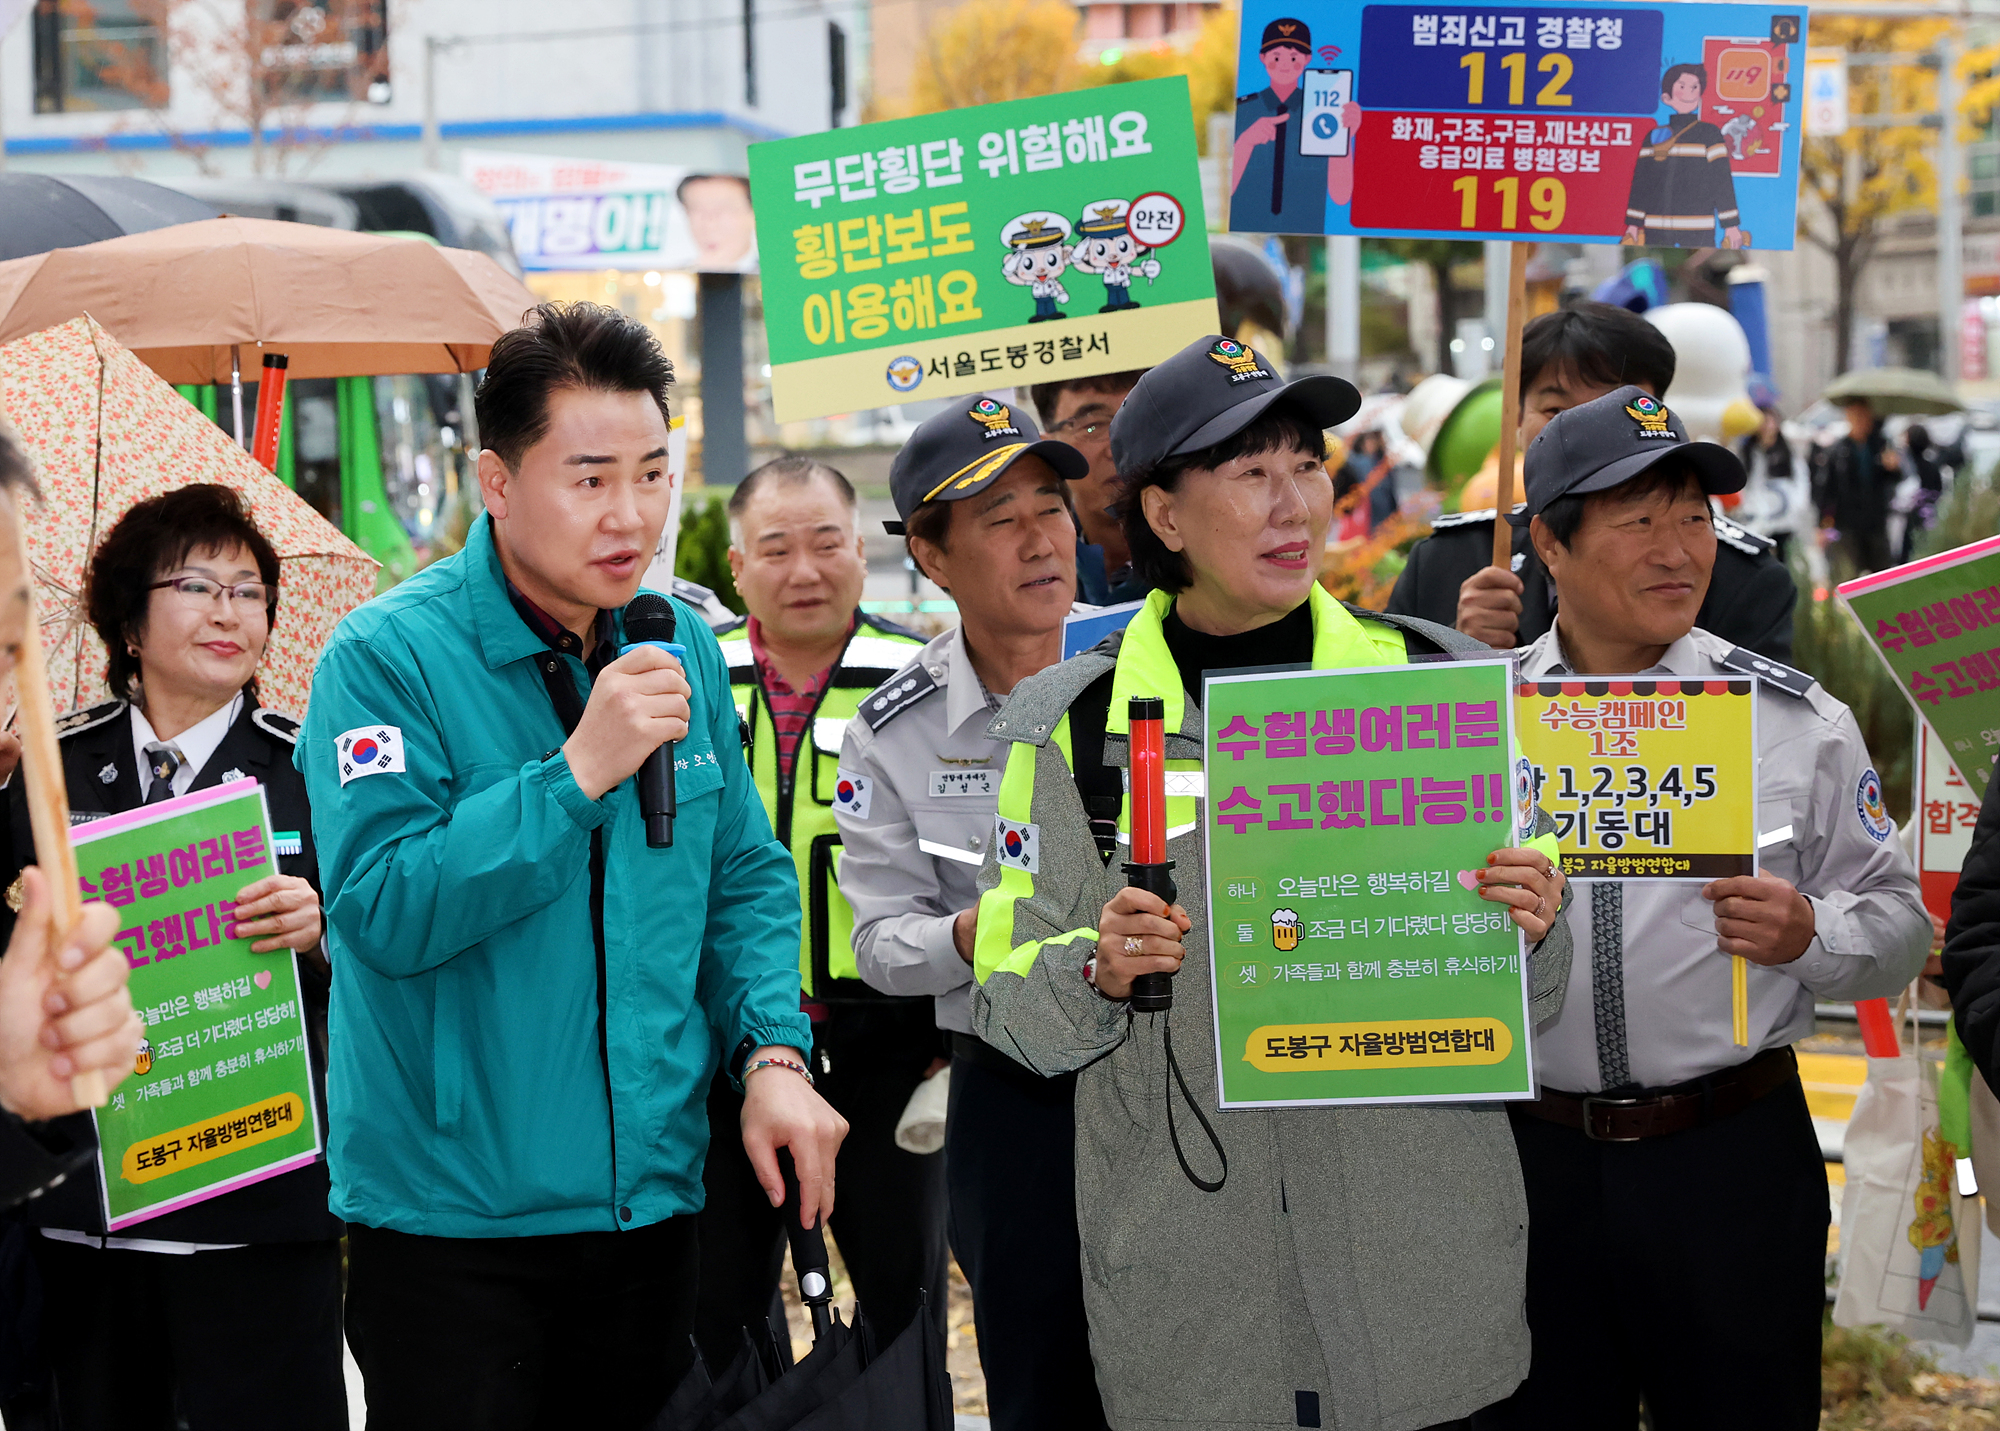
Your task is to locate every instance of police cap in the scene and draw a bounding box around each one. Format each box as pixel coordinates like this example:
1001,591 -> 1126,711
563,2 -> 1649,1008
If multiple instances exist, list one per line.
1509,384 -> 1746,526
1109,334 -> 1359,475
884,399 -> 1088,535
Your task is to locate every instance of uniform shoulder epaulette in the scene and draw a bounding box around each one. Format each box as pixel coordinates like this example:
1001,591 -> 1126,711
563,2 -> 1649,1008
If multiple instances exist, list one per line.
1713,514 -> 1774,557
1428,507 -> 1497,531
860,662 -> 939,731
1719,647 -> 1814,699
55,699 -> 125,738
251,707 -> 302,744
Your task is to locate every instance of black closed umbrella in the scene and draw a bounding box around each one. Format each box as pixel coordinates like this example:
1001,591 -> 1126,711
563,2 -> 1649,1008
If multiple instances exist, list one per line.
657,1157 -> 951,1431
0,174 -> 218,261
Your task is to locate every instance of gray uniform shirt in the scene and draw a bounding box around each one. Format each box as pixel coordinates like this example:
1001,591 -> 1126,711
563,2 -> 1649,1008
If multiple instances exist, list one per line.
1520,625 -> 1931,1093
834,625 -> 1003,1033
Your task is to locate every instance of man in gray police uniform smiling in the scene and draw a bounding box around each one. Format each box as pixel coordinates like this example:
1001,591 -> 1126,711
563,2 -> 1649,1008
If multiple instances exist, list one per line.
834,400 -> 1109,1431
1474,385 -> 1930,1430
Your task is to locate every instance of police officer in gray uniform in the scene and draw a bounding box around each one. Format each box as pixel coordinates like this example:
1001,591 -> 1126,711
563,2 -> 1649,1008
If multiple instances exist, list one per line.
835,401 -> 1110,1431
1472,387 -> 1930,1431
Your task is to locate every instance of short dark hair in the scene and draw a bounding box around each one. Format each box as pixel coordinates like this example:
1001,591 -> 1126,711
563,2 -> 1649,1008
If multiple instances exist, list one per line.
0,426 -> 39,499
1536,460 -> 1708,551
903,499 -> 955,576
475,302 -> 674,469
1029,369 -> 1148,429
676,173 -> 750,207
87,484 -> 281,699
1120,403 -> 1327,594
728,456 -> 856,532
1520,302 -> 1676,404
1661,63 -> 1707,97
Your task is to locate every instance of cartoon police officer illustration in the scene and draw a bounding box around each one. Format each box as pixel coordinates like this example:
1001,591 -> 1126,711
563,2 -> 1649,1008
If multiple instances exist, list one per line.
1000,211 -> 1073,324
1068,199 -> 1162,314
1624,62 -> 1745,249
1231,16 -> 1365,230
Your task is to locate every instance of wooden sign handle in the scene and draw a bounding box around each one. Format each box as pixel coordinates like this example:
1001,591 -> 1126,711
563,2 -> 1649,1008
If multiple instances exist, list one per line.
1490,242 -> 1531,571
12,520 -> 104,1107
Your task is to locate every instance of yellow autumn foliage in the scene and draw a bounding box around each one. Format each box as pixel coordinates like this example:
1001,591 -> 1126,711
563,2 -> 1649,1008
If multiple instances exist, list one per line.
1798,15 -> 1951,243
910,0 -> 1086,115
907,1 -> 1243,155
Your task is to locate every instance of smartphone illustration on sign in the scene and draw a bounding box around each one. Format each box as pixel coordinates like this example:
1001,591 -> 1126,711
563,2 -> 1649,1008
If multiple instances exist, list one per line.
1299,69 -> 1353,157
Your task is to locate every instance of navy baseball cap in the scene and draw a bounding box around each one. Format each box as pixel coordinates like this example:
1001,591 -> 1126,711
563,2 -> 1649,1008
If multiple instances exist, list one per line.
1260,17 -> 1311,51
1109,335 -> 1360,475
884,397 -> 1088,535
1510,384 -> 1746,526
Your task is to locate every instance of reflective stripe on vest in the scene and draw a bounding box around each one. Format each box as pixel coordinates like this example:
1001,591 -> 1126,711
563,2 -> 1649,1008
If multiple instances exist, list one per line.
717,621 -> 924,993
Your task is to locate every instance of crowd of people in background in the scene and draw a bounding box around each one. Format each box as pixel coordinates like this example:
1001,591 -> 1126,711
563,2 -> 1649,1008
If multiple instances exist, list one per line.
0,291 -> 1989,1431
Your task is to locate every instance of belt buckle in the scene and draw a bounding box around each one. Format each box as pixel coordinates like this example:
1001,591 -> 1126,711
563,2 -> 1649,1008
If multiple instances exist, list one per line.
1580,1094 -> 1645,1142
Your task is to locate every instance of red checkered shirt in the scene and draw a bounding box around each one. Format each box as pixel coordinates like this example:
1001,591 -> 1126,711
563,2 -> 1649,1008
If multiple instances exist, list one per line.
748,617 -> 848,779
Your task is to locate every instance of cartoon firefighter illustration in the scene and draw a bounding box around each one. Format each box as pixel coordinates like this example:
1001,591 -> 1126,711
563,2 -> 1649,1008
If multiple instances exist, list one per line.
1624,62 -> 1745,249
1000,211 -> 1073,324
1069,199 -> 1162,313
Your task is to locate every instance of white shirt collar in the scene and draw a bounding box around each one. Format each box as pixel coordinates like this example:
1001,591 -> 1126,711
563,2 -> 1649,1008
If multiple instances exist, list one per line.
1517,622 -> 1708,681
944,623 -> 1003,736
131,691 -> 244,798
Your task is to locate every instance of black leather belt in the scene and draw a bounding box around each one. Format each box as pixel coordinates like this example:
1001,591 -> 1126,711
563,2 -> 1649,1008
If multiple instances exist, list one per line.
1515,1046 -> 1797,1143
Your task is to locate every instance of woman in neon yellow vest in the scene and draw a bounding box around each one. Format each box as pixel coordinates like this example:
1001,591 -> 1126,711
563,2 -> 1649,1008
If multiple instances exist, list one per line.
969,336 -> 1571,1431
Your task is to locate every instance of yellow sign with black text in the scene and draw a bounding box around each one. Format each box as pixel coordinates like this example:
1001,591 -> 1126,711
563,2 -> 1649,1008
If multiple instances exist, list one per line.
1516,679 -> 1758,881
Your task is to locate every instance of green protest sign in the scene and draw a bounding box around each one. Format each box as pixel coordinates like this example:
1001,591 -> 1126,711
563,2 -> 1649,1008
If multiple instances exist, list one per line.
1203,660 -> 1535,1107
748,77 -> 1219,422
72,779 -> 320,1229
1838,534 -> 2000,797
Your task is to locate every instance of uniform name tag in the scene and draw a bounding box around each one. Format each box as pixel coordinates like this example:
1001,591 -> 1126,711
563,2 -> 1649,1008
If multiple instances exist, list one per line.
929,768 -> 995,799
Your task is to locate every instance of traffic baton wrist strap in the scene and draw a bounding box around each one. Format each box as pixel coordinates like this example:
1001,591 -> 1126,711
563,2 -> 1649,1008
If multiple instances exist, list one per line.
743,1057 -> 816,1088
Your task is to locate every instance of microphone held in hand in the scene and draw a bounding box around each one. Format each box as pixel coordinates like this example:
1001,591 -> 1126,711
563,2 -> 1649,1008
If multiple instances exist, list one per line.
621,592 -> 683,849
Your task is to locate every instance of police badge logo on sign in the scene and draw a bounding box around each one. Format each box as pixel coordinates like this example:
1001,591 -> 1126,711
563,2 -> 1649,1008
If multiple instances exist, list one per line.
336,725 -> 407,785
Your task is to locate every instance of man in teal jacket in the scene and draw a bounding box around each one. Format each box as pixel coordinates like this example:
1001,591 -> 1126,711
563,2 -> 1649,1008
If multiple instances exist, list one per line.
300,303 -> 846,1430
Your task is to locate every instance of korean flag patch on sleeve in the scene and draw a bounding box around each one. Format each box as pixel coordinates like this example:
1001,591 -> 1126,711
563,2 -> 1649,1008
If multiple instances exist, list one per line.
336,726 -> 407,785
994,816 -> 1039,874
832,767 -> 873,821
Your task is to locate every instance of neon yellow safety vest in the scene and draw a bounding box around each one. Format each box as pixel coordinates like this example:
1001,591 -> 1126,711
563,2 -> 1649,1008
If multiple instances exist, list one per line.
718,615 -> 926,995
974,587 -> 1562,982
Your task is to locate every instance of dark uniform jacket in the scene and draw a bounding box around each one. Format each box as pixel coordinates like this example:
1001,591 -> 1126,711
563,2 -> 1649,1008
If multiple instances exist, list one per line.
1943,768 -> 2000,1085
1625,115 -> 1740,245
1384,507 -> 1796,662
0,696 -> 339,1244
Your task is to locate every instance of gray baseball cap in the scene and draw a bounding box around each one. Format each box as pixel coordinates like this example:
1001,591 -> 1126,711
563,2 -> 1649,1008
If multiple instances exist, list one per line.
1509,384 -> 1746,526
1109,335 -> 1360,474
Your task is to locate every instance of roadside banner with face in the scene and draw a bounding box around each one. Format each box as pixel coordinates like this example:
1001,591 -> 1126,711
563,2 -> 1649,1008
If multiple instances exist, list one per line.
462,150 -> 757,273
748,76 -> 1215,422
1229,0 -> 1804,248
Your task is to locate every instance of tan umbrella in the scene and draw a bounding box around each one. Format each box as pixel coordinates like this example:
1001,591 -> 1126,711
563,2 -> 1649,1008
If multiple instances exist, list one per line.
0,216 -> 538,384
0,314 -> 377,717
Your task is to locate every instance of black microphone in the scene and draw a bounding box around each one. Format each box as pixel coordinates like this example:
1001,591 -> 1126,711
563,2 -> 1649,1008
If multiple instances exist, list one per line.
621,592 -> 683,849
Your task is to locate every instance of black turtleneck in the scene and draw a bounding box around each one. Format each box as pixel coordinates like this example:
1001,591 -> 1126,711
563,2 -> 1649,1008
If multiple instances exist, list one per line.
1162,598 -> 1314,704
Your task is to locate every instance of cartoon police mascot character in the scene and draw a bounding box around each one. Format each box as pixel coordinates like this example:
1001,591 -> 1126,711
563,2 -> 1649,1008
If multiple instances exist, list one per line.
1624,62 -> 1745,249
1068,199 -> 1162,314
1231,17 -> 1366,228
1000,211 -> 1073,324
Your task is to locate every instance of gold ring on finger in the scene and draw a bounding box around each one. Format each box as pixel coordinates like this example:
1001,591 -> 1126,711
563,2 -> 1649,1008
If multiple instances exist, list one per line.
1124,936 -> 1143,954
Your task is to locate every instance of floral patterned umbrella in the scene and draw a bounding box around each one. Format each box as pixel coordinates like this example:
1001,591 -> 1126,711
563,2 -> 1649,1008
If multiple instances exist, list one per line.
0,314 -> 377,718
